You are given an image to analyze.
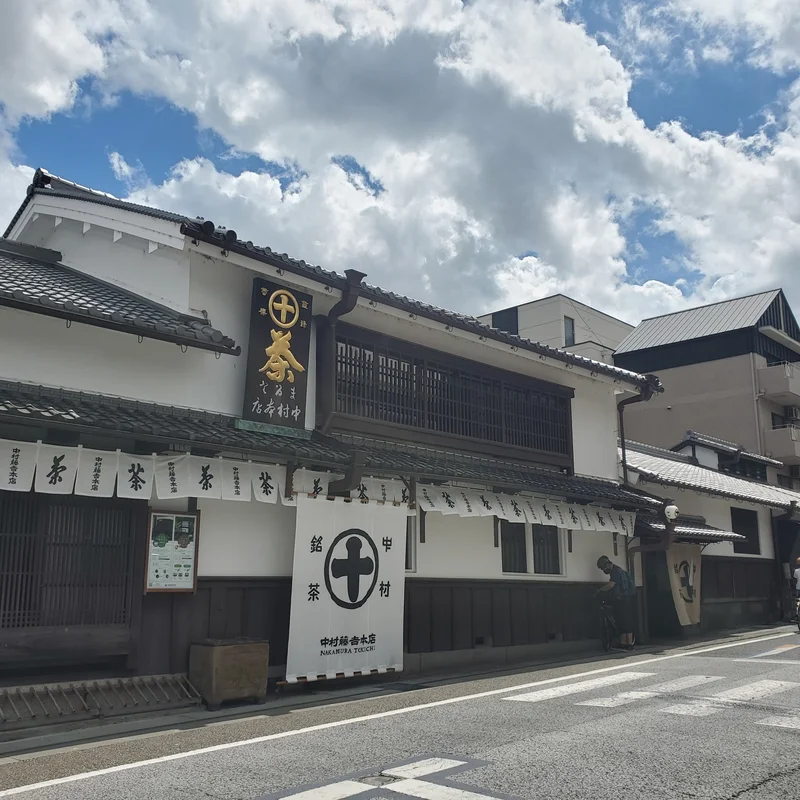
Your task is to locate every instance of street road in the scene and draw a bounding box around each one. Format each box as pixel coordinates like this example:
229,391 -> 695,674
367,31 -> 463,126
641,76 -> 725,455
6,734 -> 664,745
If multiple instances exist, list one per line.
2,630 -> 800,799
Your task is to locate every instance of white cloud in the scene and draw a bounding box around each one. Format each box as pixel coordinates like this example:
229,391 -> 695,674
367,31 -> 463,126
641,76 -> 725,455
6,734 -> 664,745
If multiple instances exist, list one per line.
2,0 -> 800,327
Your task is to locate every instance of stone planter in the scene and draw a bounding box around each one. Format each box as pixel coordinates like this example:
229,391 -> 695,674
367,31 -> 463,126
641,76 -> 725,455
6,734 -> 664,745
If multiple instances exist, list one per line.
189,638 -> 269,710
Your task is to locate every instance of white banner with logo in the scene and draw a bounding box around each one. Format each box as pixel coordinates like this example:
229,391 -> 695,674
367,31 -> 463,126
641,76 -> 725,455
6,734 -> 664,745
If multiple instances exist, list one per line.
117,453 -> 155,499
0,440 -> 38,492
35,445 -> 80,494
154,454 -> 192,499
75,449 -> 119,498
221,460 -> 252,502
251,463 -> 283,504
285,495 -> 407,683
667,543 -> 702,627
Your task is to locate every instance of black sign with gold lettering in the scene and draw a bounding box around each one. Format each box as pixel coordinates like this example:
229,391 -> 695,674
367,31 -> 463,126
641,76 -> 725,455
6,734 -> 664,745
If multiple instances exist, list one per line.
242,278 -> 313,430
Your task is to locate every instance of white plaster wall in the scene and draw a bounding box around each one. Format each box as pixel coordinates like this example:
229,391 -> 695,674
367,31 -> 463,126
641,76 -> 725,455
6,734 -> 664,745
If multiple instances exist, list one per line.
196,498 -> 296,577
412,510 -> 621,582
571,380 -> 619,480
635,482 -> 775,560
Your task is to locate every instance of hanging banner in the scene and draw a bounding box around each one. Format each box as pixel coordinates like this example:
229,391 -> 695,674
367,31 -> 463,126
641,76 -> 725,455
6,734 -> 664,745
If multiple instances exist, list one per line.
667,543 -> 702,626
352,478 -> 406,505
577,504 -> 597,531
187,456 -> 222,500
454,489 -> 481,517
221,460 -> 252,502
472,491 -> 496,516
117,453 -> 155,499
615,511 -> 637,537
252,463 -> 283,504
242,278 -> 313,431
504,495 -> 527,523
417,485 -> 443,513
285,495 -> 407,683
563,503 -> 585,530
154,454 -> 192,499
520,497 -> 541,525
145,511 -> 199,592
0,440 -> 38,492
75,449 -> 119,498
35,444 -> 79,495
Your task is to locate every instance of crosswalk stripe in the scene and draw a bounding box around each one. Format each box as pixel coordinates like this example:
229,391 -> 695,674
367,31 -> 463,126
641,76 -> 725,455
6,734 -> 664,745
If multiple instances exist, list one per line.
576,691 -> 656,708
646,675 -> 724,693
383,760 -> 468,779
387,778 -> 503,799
756,715 -> 800,730
506,672 -> 654,703
753,644 -> 800,658
661,679 -> 798,717
280,780 -> 374,799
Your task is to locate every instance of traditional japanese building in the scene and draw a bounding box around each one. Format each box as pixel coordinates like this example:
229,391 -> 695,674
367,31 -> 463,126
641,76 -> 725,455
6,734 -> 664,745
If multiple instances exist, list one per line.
0,169 -> 664,691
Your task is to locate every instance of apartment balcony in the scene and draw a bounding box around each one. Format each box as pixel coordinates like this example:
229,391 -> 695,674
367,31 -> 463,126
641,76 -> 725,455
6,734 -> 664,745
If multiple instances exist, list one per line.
758,362 -> 800,405
763,425 -> 800,465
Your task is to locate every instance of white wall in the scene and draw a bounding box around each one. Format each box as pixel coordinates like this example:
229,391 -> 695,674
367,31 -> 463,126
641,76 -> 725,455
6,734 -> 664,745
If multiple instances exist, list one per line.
635,482 -> 775,560
571,380 -> 620,480
197,498 -> 296,577
412,510 -> 622,582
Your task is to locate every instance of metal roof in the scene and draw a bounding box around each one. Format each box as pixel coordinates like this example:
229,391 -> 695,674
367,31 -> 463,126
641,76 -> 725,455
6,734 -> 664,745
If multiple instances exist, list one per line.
2,169 -> 661,393
615,290 -> 780,354
638,519 -> 746,543
673,430 -> 783,467
0,240 -> 239,355
622,441 -> 800,509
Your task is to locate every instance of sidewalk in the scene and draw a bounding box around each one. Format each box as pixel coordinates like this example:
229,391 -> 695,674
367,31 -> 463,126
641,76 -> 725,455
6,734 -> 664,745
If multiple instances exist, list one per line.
0,623 -> 790,761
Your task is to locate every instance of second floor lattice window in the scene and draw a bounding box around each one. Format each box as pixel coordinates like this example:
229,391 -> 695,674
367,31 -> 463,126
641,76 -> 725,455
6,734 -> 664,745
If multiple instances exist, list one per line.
335,328 -> 571,456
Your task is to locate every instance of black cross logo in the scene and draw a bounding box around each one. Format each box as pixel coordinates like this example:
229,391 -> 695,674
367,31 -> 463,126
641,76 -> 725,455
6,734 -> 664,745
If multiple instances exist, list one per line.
324,529 -> 379,609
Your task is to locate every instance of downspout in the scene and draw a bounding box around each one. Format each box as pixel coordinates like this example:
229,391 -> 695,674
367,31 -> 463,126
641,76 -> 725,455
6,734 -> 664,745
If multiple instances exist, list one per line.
321,269 -> 366,434
618,374 -> 659,486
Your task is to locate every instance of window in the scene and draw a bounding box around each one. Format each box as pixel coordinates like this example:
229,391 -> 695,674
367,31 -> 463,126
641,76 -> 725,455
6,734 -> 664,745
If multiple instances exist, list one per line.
731,507 -> 760,555
772,412 -> 786,430
335,327 -> 571,456
718,457 -> 767,483
405,514 -> 416,572
564,316 -> 575,347
533,525 -> 561,574
501,521 -> 527,573
778,474 -> 794,489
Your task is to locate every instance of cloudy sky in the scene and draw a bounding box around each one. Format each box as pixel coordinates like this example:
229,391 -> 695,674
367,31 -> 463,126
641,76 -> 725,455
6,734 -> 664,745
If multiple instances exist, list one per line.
2,1 -> 800,324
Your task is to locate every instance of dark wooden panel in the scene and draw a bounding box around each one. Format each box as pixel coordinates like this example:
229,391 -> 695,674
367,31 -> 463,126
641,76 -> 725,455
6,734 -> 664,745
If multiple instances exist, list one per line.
430,586 -> 453,652
452,587 -> 472,651
717,562 -> 735,597
527,588 -> 546,644
407,583 -> 431,653
0,625 -> 129,663
491,588 -> 511,647
510,588 -> 529,646
471,588 -> 492,647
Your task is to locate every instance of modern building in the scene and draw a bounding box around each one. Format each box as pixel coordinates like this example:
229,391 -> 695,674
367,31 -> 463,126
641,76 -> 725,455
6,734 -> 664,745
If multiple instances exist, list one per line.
479,294 -> 633,365
614,290 -> 800,487
0,169 -> 662,695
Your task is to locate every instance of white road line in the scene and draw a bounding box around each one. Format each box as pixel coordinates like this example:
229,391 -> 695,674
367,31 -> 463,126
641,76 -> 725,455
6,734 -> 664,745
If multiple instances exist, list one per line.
506,672 -> 653,703
575,690 -> 656,708
280,780 -> 373,799
661,679 -> 798,717
647,675 -> 725,693
0,630 -> 793,798
732,659 -> 800,665
756,715 -> 800,730
752,644 -> 800,658
387,778 -> 500,799
383,759 -> 467,779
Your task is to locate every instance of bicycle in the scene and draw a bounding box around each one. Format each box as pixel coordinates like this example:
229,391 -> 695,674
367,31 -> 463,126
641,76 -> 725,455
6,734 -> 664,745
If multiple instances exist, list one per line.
596,593 -> 618,652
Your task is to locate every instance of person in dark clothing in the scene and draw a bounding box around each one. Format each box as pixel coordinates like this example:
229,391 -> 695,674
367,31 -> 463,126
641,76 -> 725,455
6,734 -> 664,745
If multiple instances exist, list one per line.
597,555 -> 636,650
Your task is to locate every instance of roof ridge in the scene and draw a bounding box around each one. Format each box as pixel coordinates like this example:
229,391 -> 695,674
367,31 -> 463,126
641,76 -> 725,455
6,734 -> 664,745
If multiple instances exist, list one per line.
636,289 -> 781,324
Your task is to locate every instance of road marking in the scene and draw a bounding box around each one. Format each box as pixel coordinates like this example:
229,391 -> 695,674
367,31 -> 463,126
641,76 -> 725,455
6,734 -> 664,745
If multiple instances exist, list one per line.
661,679 -> 798,717
647,675 -> 725,693
756,714 -> 800,730
383,759 -> 468,779
506,672 -> 653,703
387,778 -> 503,799
752,644 -> 800,658
0,630 -> 793,797
576,690 -> 656,708
279,780 -> 373,799
732,659 -> 800,665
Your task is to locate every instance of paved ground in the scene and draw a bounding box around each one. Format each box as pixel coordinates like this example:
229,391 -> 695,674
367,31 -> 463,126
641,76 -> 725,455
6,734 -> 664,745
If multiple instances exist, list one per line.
2,629 -> 800,799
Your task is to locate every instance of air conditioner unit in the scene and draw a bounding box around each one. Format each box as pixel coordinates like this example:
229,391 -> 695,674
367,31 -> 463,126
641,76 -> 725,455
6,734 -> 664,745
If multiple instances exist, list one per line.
786,406 -> 800,421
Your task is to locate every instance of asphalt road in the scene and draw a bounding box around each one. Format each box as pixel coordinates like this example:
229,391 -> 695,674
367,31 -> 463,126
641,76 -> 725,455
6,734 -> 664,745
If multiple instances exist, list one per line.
2,629 -> 800,799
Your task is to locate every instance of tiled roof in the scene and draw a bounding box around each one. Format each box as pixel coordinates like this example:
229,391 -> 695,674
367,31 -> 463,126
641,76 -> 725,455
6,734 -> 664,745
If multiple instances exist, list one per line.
638,515 -> 746,543
623,441 -> 800,510
615,290 -> 780,354
5,169 -> 661,391
337,434 -> 660,509
0,380 -> 660,508
0,380 -> 346,467
0,240 -> 239,355
673,430 -> 783,467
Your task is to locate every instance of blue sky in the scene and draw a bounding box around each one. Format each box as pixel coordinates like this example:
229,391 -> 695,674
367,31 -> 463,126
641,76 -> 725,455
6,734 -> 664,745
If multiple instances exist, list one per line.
2,1 -> 800,323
